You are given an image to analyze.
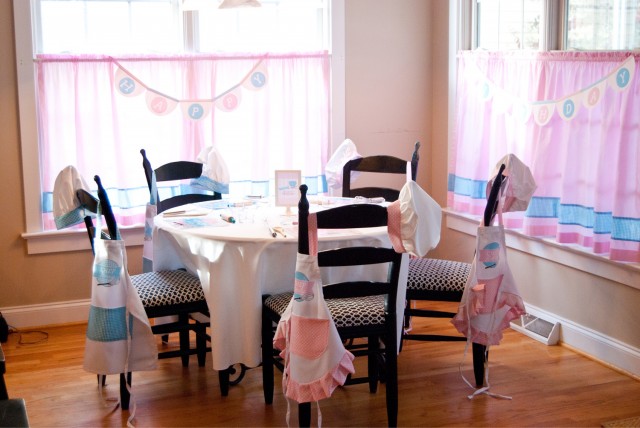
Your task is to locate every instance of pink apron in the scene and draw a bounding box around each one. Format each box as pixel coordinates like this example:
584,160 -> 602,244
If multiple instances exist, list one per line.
450,220 -> 525,346
273,213 -> 355,405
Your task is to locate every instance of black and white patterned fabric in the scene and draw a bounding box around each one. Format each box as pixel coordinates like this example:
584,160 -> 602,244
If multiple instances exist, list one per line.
265,292 -> 386,328
407,258 -> 471,292
132,270 -> 205,308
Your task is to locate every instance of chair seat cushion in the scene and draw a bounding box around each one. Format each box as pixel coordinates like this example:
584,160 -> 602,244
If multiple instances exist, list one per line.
132,270 -> 206,308
407,258 -> 470,292
265,292 -> 385,328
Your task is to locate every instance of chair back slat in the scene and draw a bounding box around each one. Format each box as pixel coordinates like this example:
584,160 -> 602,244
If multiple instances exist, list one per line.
140,149 -> 221,213
297,184 -> 403,314
342,141 -> 420,201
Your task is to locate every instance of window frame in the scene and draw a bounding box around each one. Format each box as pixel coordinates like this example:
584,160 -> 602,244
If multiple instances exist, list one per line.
14,0 -> 346,253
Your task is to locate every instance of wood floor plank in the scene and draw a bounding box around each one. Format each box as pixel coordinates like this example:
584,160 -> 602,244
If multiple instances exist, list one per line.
2,302 -> 639,427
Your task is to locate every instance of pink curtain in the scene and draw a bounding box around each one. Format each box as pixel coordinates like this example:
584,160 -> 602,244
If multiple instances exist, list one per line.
38,53 -> 331,230
449,51 -> 640,263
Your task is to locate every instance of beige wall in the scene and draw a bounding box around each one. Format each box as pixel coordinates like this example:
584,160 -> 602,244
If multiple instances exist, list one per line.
344,0 -> 433,193
2,0 -> 639,373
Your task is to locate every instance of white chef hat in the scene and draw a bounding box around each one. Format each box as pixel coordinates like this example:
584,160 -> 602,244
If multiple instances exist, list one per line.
53,165 -> 93,230
387,181 -> 442,257
487,154 -> 537,213
192,146 -> 230,194
325,139 -> 362,189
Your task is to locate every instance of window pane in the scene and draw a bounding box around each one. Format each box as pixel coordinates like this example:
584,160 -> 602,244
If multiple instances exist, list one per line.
37,0 -> 182,54
567,0 -> 640,50
196,0 -> 328,53
477,0 -> 542,50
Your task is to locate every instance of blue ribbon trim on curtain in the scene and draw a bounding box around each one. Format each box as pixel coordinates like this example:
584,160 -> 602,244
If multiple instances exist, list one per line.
42,176 -> 328,215
612,217 -> 640,242
447,173 -> 486,199
448,188 -> 640,242
525,197 -> 560,218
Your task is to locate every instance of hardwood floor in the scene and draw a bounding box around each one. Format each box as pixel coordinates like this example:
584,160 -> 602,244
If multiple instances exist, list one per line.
2,302 -> 639,427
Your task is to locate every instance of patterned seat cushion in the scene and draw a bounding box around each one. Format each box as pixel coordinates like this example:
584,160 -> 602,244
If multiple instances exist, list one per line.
264,292 -> 386,328
407,258 -> 471,293
132,270 -> 206,308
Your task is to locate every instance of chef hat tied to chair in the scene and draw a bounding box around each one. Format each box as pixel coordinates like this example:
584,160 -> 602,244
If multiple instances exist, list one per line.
486,153 -> 537,213
191,146 -> 230,194
325,138 -> 362,189
387,181 -> 442,257
53,165 -> 93,230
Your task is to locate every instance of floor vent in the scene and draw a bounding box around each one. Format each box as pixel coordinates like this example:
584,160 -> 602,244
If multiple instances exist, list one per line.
510,313 -> 560,346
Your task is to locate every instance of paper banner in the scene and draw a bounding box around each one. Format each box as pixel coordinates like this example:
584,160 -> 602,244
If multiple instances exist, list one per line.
557,92 -> 582,121
115,67 -> 145,97
181,101 -> 213,121
608,55 -> 635,92
582,80 -> 607,110
512,99 -> 532,123
467,55 -> 636,127
479,79 -> 493,101
145,90 -> 178,116
215,87 -> 242,112
113,57 -> 267,121
243,61 -> 268,91
531,102 -> 554,127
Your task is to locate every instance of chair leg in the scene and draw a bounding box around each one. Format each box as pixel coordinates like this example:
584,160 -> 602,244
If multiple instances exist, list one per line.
120,372 -> 131,411
195,321 -> 207,367
299,402 -> 311,427
472,342 -> 487,387
178,314 -> 190,368
367,336 -> 378,393
385,341 -> 398,428
218,368 -> 230,397
261,304 -> 275,405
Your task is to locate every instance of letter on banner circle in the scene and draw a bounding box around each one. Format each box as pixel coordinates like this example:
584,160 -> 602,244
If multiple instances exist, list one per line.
583,79 -> 608,109
532,103 -> 553,126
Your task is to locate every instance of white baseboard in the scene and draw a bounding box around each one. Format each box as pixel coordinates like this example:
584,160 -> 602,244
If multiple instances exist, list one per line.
517,303 -> 640,379
2,299 -> 639,379
1,300 -> 90,329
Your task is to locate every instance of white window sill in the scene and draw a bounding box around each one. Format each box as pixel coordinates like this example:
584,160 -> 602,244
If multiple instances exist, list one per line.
22,225 -> 144,254
444,209 -> 640,291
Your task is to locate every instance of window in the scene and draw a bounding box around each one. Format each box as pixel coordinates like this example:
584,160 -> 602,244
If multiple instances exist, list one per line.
450,1 -> 640,265
475,0 -> 640,51
35,0 -> 329,54
36,0 -> 183,54
566,0 -> 640,50
476,0 -> 542,50
16,0 -> 344,246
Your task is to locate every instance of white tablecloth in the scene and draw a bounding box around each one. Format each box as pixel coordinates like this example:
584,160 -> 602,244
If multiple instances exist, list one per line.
153,200 -> 408,371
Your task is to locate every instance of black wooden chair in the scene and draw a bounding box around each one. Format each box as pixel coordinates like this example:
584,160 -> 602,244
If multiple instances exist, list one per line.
1,343 -> 30,427
140,148 -> 222,213
339,143 -> 488,386
262,184 -> 404,427
77,177 -> 216,399
139,150 -> 244,393
403,170 -> 507,388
